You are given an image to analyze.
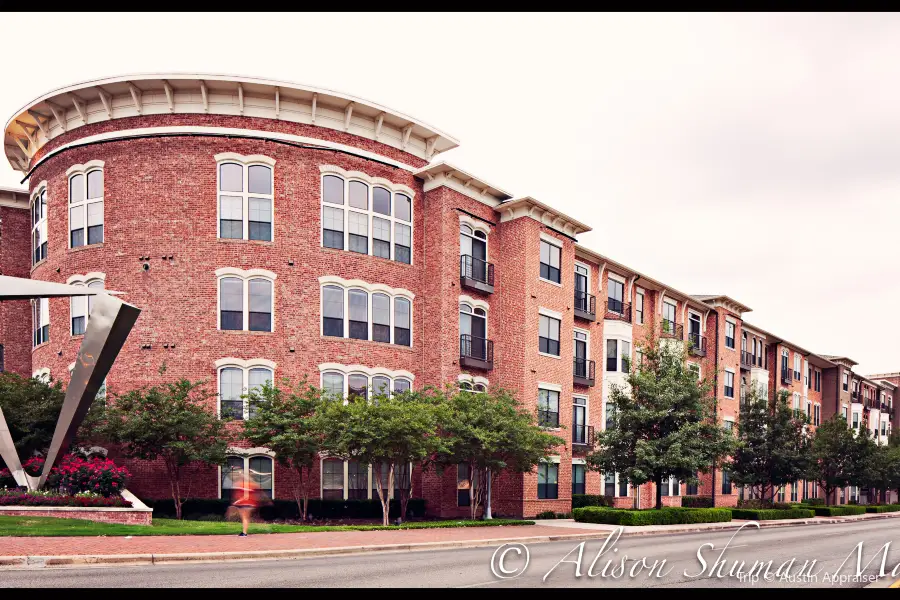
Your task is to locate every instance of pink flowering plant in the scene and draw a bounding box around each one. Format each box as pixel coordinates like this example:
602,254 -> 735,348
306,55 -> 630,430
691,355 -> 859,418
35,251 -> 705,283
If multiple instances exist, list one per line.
0,488 -> 131,507
0,454 -> 130,498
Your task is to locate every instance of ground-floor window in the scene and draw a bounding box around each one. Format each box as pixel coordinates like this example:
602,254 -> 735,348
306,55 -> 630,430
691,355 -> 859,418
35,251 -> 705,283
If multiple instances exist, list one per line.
777,485 -> 785,503
721,470 -> 732,494
457,463 -> 478,506
538,462 -> 558,499
686,479 -> 698,496
322,458 -> 407,501
604,472 -> 628,497
662,477 -> 680,496
572,463 -> 585,495
220,455 -> 273,500
791,481 -> 798,502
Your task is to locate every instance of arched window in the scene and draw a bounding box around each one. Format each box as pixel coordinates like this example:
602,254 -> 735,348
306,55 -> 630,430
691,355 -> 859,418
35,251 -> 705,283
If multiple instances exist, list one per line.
320,365 -> 414,403
71,278 -> 104,336
217,156 -> 274,242
31,187 -> 47,265
321,171 -> 413,264
460,223 -> 488,282
394,378 -> 412,394
217,362 -> 273,420
322,371 -> 345,398
218,271 -> 274,332
394,298 -> 411,347
348,374 -> 368,401
460,302 -> 487,360
372,376 -> 391,397
320,279 -> 412,346
221,455 -> 273,500
348,289 -> 368,340
68,165 -> 104,248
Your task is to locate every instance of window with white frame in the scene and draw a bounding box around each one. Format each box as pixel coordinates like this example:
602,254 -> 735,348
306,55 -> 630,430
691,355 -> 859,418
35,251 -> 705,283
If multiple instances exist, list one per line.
460,223 -> 489,282
218,361 -> 274,420
635,290 -> 644,324
217,269 -> 275,332
217,156 -> 274,242
688,362 -> 701,381
70,278 -> 104,336
539,238 -> 561,284
604,401 -> 617,430
724,370 -> 735,398
319,367 -> 412,403
842,405 -> 848,421
662,476 -> 681,497
852,411 -> 860,429
32,368 -> 51,384
724,320 -> 735,349
460,301 -> 488,359
843,372 -> 849,391
458,375 -> 488,393
33,298 -> 49,347
604,472 -> 629,497
538,387 -> 560,428
68,162 -> 104,248
539,313 -> 561,356
320,458 -> 407,501
537,461 -> 559,499
723,419 -> 735,433
793,353 -> 801,380
31,186 -> 47,265
607,277 -> 625,313
605,338 -> 630,372
662,300 -> 677,333
221,454 -> 273,500
321,170 -> 413,264
320,280 -> 412,347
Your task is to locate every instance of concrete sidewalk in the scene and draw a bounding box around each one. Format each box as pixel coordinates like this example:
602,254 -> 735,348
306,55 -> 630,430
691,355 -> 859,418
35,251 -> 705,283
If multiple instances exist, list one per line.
4,510 -> 900,569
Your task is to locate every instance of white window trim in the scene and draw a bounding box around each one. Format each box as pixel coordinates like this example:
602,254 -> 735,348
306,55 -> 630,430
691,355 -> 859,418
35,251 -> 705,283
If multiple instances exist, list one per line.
458,294 -> 488,313
606,270 -> 626,285
319,166 -> 415,264
457,373 -> 489,392
215,153 -> 276,242
605,336 -> 632,374
216,359 -> 276,419
318,363 -> 415,404
687,309 -> 703,336
538,310 -> 562,359
635,288 -> 645,324
572,458 -> 586,466
574,260 -> 591,291
66,160 -> 105,248
573,393 -> 589,429
459,213 -> 491,237
319,278 -> 414,347
32,367 -> 50,383
574,327 -> 590,360
67,273 -> 106,336
537,381 -> 562,392
537,387 -> 562,431
603,471 -> 631,497
218,453 -> 276,499
724,369 -> 736,398
30,182 -> 48,266
32,297 -> 49,348
688,362 -> 702,381
539,232 -> 563,248
215,268 -> 277,332
319,457 -> 405,501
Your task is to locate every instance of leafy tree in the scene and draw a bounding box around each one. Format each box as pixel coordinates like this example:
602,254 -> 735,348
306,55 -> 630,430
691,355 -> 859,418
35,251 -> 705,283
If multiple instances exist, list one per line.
316,388 -> 443,525
587,336 -> 735,509
806,414 -> 856,504
243,379 -> 324,521
435,385 -> 561,520
847,427 -> 886,503
101,371 -> 231,519
729,388 -> 809,502
0,372 -> 107,470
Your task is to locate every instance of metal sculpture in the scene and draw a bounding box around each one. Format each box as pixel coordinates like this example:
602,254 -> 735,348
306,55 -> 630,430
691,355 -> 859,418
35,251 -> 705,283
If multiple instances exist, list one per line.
0,276 -> 140,490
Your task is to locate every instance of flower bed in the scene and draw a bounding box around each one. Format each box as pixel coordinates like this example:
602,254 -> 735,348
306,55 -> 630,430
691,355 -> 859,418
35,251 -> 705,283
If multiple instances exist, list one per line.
0,489 -> 132,508
573,506 -> 732,526
812,505 -> 867,517
0,455 -> 130,497
865,504 -> 900,513
731,508 -> 814,520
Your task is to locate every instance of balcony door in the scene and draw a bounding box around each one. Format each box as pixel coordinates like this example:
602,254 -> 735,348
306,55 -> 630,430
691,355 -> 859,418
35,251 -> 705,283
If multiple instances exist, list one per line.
688,313 -> 701,346
460,303 -> 487,360
460,224 -> 487,282
575,264 -> 589,312
573,397 -> 587,444
574,330 -> 588,377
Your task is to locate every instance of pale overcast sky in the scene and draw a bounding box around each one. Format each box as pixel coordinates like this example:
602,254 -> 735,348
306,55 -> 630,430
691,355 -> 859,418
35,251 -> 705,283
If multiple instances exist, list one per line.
2,13 -> 897,374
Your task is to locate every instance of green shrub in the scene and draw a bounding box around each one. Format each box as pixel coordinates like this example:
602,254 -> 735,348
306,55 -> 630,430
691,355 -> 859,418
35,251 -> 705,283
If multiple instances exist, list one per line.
812,505 -> 866,517
865,504 -> 900,513
737,498 -> 771,509
731,508 -> 814,520
535,510 -> 558,519
772,502 -> 794,510
571,494 -> 614,509
681,496 -> 714,508
147,498 -> 427,520
573,506 -> 732,526
801,498 -> 825,506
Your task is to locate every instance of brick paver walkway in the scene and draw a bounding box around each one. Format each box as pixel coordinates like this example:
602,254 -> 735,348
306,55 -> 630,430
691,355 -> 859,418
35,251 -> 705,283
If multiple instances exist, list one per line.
0,524 -> 595,557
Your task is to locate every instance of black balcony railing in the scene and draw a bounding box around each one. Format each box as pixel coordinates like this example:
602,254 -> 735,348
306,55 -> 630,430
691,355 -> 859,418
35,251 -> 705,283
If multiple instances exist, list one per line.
573,357 -> 596,387
687,332 -> 706,356
660,319 -> 683,339
851,391 -> 861,403
741,351 -> 754,370
460,334 -> 493,371
460,255 -> 494,294
605,300 -> 632,323
574,291 -> 597,321
572,424 -> 595,449
221,400 -> 244,420
781,369 -> 793,385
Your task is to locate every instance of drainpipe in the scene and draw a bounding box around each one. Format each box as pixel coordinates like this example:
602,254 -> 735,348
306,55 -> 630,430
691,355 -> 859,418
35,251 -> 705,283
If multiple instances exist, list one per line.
711,310 -> 720,507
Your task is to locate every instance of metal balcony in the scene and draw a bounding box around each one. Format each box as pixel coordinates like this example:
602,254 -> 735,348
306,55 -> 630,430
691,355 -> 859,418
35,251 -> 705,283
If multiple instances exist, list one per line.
687,332 -> 706,356
741,351 -> 754,371
660,319 -> 683,339
460,255 -> 494,295
851,391 -> 861,403
573,358 -> 596,387
572,424 -> 595,449
604,299 -> 632,323
781,369 -> 793,386
574,291 -> 597,322
460,334 -> 493,371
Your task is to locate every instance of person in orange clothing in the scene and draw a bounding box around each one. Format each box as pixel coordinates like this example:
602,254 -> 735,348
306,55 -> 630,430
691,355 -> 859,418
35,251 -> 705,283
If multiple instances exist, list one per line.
231,475 -> 261,537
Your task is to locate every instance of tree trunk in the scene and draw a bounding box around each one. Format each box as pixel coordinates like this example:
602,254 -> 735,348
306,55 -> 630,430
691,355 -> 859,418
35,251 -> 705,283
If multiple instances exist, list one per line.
655,476 -> 663,510
484,468 -> 493,520
165,458 -> 182,520
395,462 -> 411,524
294,465 -> 308,521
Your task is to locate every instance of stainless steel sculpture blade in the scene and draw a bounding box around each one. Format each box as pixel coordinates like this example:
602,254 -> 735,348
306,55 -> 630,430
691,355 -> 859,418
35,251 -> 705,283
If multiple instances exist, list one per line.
37,293 -> 140,489
0,275 -> 139,491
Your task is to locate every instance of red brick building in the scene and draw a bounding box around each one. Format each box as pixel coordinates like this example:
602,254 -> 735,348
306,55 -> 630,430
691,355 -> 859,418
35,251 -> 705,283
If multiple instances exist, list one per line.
0,74 -> 894,516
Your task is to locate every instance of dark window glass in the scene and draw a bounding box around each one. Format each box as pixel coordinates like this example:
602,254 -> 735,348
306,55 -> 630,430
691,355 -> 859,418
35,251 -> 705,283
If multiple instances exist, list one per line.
605,472 -> 616,497
394,298 -> 411,347
348,212 -> 368,254
322,206 -> 344,250
538,389 -> 559,428
395,223 -> 411,264
220,196 -> 243,239
72,316 -> 85,336
87,224 -> 103,245
248,198 -> 272,241
348,461 -> 368,500
372,293 -> 391,343
348,290 -> 368,340
248,279 -> 272,332
606,339 -> 618,372
70,226 -> 84,248
457,463 -> 472,506
373,217 -> 391,259
538,463 -> 559,499
572,464 -> 585,496
221,456 -> 244,499
220,277 -> 243,330
722,471 -> 732,494
322,286 -> 344,337
539,240 -> 561,283
322,458 -> 344,500
538,315 -> 560,356
348,374 -> 368,401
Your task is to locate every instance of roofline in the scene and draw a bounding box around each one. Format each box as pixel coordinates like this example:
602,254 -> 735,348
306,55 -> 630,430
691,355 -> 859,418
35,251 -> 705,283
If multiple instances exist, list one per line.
692,294 -> 753,314
500,196 -> 592,237
413,161 -> 513,204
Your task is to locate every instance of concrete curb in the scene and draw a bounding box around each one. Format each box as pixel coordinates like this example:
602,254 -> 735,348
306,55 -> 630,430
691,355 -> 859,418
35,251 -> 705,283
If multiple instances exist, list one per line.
3,511 -> 900,569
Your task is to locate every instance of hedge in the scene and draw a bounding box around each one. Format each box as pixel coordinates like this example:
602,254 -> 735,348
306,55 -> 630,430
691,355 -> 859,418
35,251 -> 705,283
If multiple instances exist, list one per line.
573,506 -> 732,526
681,496 -> 714,508
801,498 -> 825,506
146,498 -> 427,520
571,494 -> 614,509
865,504 -> 900,513
812,505 -> 867,517
730,508 -> 814,520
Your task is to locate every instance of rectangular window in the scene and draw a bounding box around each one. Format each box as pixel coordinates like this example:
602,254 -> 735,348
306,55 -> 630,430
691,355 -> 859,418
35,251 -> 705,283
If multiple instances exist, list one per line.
31,189 -> 48,265
457,463 -> 472,506
394,223 -> 411,264
852,412 -> 860,429
538,463 -> 559,499
725,321 -> 735,349
220,162 -> 273,242
842,406 -> 848,421
394,298 -> 411,347
843,372 -> 849,391
539,240 -> 561,284
538,388 -> 560,428
248,198 -> 272,242
724,371 -> 735,398
794,354 -> 801,380
722,470 -> 732,494
605,402 -> 616,431
621,341 -> 631,372
662,301 -> 676,333
348,290 -> 368,340
372,294 -> 391,343
248,279 -> 273,332
606,339 -> 618,372
322,206 -> 345,249
322,459 -> 344,500
572,464 -> 586,496
538,314 -> 561,356
618,475 -> 628,498
348,212 -> 368,254
635,291 -> 644,324
604,472 -> 616,497
372,217 -> 391,259
607,278 -> 624,313
69,169 -> 104,248
33,298 -> 50,347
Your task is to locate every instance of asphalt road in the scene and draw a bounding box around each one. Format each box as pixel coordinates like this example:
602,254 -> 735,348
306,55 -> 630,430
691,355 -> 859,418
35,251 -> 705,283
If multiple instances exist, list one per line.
2,519 -> 900,588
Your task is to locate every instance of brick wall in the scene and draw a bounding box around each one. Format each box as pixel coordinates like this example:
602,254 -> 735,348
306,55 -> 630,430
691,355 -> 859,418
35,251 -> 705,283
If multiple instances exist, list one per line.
0,205 -> 31,376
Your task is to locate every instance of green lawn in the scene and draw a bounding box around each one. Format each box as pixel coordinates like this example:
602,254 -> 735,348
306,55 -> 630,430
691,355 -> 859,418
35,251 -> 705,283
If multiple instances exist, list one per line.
0,516 -> 534,537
